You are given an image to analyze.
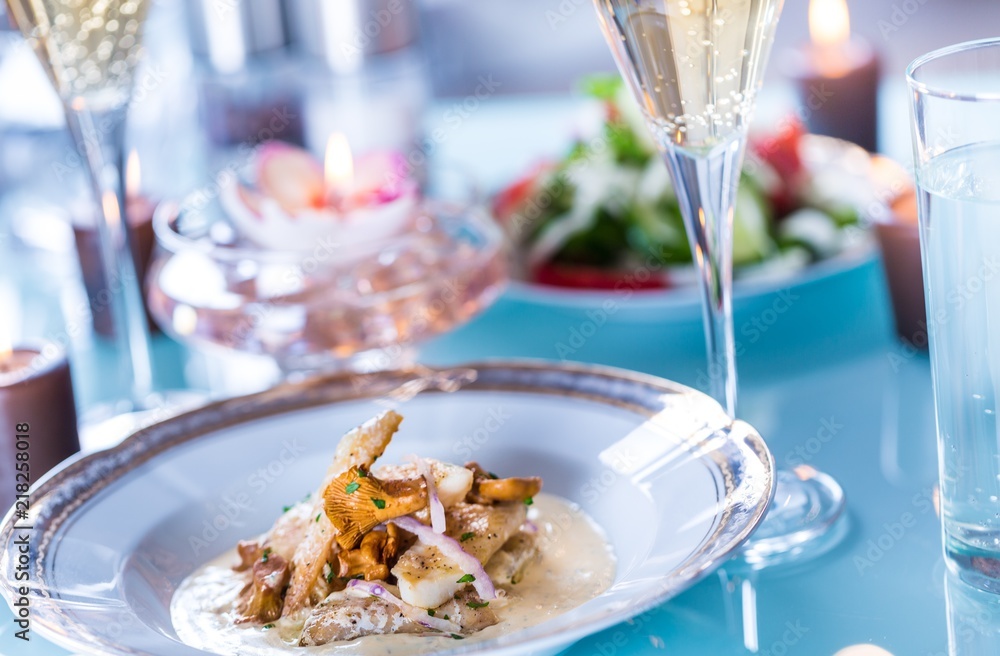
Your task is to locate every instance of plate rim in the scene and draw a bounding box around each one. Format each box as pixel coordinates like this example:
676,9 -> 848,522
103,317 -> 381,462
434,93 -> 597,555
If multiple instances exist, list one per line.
1,359 -> 774,656
503,239 -> 877,311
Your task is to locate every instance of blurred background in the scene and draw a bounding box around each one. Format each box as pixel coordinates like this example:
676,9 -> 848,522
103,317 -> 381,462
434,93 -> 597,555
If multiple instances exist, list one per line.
0,0 -> 994,404
422,0 -> 1000,95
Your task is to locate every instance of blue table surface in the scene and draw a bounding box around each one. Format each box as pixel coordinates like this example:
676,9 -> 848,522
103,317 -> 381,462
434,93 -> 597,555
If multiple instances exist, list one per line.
2,93 -> 995,656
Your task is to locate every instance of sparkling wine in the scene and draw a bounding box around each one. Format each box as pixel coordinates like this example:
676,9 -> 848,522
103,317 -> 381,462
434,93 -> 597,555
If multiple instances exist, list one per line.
594,0 -> 783,151
5,0 -> 148,107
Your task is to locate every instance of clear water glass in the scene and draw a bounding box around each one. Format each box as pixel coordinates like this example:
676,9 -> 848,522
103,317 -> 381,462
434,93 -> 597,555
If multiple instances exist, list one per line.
909,38 -> 1000,593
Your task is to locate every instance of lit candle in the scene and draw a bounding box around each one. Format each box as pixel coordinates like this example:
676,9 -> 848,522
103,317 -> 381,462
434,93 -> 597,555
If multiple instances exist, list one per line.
324,132 -> 355,207
221,136 -> 418,253
73,151 -> 158,336
0,323 -> 80,511
785,0 -> 881,152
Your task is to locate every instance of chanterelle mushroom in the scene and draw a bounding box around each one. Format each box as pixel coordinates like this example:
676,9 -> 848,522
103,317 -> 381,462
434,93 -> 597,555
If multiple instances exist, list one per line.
235,551 -> 291,624
465,462 -> 543,504
337,524 -> 405,581
234,539 -> 261,572
324,467 -> 427,550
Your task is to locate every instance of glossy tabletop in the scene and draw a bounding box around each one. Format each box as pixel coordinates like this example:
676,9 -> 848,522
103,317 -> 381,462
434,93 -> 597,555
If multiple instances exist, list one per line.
1,94 -> 990,656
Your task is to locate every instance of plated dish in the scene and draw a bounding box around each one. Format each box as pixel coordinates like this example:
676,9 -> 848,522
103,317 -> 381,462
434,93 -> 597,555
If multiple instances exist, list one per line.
493,76 -> 909,298
172,410 -> 614,653
0,362 -> 773,656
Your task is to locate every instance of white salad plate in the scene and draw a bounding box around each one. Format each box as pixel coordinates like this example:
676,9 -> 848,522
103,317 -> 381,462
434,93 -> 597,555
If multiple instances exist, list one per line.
1,361 -> 773,655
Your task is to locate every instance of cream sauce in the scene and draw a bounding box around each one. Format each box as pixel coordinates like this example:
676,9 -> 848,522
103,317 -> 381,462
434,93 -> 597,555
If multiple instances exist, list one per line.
171,494 -> 615,655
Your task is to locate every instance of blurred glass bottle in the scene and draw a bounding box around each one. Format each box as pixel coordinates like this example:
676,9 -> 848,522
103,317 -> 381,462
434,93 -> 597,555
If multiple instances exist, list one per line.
284,0 -> 429,166
183,0 -> 305,151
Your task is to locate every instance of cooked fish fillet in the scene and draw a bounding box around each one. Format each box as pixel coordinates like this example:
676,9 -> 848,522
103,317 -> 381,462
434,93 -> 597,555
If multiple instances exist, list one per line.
392,502 -> 526,609
283,411 -> 402,616
434,589 -> 499,633
298,587 -> 498,645
266,502 -> 314,563
486,531 -> 540,585
375,461 -> 474,508
298,591 -> 420,645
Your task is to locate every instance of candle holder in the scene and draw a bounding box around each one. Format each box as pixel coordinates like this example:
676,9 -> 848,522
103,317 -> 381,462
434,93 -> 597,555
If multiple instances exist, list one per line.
146,172 -> 506,376
785,37 -> 880,153
784,0 -> 881,153
0,342 -> 80,510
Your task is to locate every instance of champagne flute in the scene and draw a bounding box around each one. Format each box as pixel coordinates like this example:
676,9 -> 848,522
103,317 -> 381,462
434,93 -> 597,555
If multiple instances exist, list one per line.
593,0 -> 846,647
6,0 -> 155,414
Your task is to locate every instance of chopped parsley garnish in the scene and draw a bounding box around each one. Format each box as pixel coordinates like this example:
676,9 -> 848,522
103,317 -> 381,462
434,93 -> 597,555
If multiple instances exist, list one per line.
282,505 -> 292,513
324,562 -> 335,584
345,482 -> 360,495
261,548 -> 272,563
358,467 -> 368,478
263,624 -> 275,630
315,513 -> 322,522
443,614 -> 450,620
427,609 -> 436,617
371,498 -> 386,510
460,532 -> 475,542
457,574 -> 476,584
451,634 -> 464,640
488,472 -> 499,479
467,601 -> 490,609
524,497 -> 534,506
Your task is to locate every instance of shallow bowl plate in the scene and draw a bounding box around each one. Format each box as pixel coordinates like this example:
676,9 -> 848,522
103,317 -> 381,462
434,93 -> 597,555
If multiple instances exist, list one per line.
1,361 -> 773,655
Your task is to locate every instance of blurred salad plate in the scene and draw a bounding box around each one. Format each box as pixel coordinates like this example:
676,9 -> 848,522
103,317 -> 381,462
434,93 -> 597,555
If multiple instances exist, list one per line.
493,77 -> 911,310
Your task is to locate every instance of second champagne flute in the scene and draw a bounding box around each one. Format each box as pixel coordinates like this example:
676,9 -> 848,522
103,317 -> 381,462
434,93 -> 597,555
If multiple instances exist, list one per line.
592,0 -> 847,642
6,0 -> 199,436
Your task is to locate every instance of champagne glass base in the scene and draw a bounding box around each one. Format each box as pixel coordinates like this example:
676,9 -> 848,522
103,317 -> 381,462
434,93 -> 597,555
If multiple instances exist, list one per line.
719,468 -> 846,651
737,466 -> 848,569
79,389 -> 210,453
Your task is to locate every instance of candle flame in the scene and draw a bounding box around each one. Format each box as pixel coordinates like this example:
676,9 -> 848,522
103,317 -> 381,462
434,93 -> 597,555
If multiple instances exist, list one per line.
126,150 -> 141,198
325,133 -> 354,192
0,314 -> 11,363
809,0 -> 850,48
102,189 -> 123,231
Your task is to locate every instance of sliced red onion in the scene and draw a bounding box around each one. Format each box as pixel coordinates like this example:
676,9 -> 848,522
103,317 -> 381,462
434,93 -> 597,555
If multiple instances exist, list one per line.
389,516 -> 497,600
346,579 -> 461,634
522,520 -> 538,534
408,455 -> 446,534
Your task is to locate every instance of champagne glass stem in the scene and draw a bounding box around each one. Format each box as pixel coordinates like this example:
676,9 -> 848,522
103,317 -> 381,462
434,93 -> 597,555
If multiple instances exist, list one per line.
64,104 -> 154,405
661,136 -> 744,417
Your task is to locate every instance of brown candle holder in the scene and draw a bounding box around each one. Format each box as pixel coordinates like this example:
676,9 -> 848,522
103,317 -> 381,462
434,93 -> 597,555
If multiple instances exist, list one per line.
785,38 -> 881,153
73,195 -> 159,337
0,344 -> 80,511
873,188 -> 925,345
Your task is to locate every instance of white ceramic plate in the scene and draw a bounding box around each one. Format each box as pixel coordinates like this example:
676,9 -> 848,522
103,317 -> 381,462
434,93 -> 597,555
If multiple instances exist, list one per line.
1,361 -> 773,655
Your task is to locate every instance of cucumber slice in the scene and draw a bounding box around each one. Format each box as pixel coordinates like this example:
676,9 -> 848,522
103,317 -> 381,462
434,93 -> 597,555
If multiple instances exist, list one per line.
733,183 -> 776,265
778,208 -> 844,259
